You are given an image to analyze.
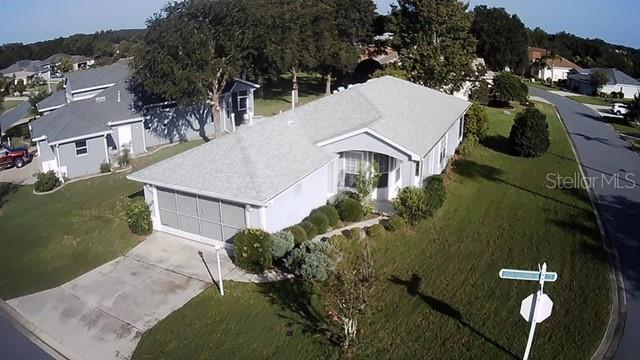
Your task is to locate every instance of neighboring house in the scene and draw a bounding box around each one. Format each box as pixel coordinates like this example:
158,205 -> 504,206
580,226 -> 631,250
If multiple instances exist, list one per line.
453,58 -> 495,101
128,77 -> 470,247
567,68 -> 640,98
219,79 -> 261,130
527,47 -> 579,82
30,61 -> 258,179
0,101 -> 32,138
0,54 -> 95,84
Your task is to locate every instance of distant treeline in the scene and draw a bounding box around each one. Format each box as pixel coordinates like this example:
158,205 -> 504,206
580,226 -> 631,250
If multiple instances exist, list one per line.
529,27 -> 640,78
0,29 -> 145,69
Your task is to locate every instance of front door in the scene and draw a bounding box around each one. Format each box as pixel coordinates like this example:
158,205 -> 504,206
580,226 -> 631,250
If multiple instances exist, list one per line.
117,125 -> 132,151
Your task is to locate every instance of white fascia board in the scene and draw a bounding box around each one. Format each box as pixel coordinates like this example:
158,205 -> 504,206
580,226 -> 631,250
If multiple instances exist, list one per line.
48,130 -> 113,146
315,128 -> 422,161
37,104 -> 65,113
32,135 -> 47,142
107,117 -> 145,126
125,175 -> 267,207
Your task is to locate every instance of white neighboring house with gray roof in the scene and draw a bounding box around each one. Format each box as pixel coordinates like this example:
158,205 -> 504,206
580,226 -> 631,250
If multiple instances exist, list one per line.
30,68 -> 259,180
567,67 -> 640,98
128,76 -> 470,247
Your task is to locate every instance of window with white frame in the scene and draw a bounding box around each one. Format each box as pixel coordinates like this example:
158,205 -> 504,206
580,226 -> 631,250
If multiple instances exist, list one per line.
439,138 -> 447,164
75,140 -> 88,156
342,151 -> 363,188
237,90 -> 248,112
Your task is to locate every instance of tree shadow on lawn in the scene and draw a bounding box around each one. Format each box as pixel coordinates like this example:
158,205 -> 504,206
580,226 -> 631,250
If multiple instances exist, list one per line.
453,158 -> 588,212
257,279 -> 333,345
388,274 -> 519,360
481,135 -> 512,156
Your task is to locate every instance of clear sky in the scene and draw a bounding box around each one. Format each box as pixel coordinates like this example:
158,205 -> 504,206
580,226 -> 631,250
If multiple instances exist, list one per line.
376,0 -> 640,49
1,0 -> 639,49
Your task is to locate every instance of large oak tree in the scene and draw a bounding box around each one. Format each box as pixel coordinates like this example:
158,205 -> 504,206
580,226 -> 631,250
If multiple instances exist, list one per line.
471,6 -> 528,73
393,0 -> 477,93
132,0 -> 248,137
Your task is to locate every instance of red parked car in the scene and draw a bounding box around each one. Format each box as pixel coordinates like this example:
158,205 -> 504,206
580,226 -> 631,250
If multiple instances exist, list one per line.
0,143 -> 32,170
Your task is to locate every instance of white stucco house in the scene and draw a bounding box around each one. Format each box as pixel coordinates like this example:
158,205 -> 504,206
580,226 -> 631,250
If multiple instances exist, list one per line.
128,77 -> 471,247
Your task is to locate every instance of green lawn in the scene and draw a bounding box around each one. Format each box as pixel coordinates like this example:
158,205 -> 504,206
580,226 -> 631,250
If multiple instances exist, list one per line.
254,73 -> 325,117
567,95 -> 632,106
133,103 -> 610,359
1,100 -> 25,113
527,81 -> 561,91
604,116 -> 640,151
0,140 -> 204,299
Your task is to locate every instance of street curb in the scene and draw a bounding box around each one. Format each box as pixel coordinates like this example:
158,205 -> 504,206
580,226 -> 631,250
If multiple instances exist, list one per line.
0,299 -> 79,360
550,104 -> 626,360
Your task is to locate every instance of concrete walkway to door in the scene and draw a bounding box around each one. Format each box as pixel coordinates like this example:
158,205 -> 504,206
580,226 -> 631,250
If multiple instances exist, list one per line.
7,233 -> 288,360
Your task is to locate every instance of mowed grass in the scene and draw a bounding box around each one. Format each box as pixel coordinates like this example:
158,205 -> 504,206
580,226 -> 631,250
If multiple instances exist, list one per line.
254,73 -> 324,117
0,140 -> 204,299
133,103 -> 610,359
568,95 -> 632,106
604,116 -> 640,151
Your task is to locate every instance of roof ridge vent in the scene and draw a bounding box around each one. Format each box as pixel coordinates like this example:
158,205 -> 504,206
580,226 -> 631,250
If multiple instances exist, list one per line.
95,96 -> 106,103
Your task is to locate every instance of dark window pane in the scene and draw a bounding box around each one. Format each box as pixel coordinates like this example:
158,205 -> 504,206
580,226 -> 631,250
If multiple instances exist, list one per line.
345,173 -> 357,188
377,173 -> 389,188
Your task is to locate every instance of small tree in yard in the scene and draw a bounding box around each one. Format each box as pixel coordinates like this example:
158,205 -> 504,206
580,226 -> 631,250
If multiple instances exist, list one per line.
324,240 -> 375,354
126,198 -> 152,235
118,147 -> 131,167
492,72 -> 527,105
15,79 -> 26,96
589,70 -> 609,95
354,163 -> 380,216
509,108 -> 550,157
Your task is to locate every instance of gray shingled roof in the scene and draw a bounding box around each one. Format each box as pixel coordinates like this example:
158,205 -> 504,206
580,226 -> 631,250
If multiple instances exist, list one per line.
573,68 -> 640,86
128,76 -> 470,204
36,90 -> 67,112
293,76 -> 470,156
66,60 -> 130,92
0,102 -> 32,134
1,59 -> 45,75
128,115 -> 337,205
31,81 -> 138,143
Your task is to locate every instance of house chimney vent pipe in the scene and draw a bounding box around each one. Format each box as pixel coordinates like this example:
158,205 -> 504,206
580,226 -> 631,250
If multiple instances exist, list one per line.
117,91 -> 121,103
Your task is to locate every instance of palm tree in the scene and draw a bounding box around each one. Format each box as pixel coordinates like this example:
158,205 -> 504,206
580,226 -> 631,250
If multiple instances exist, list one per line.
540,51 -> 561,85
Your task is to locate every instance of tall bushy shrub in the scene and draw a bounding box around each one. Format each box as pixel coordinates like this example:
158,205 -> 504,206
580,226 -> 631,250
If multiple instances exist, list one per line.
423,175 -> 446,217
126,198 -> 152,235
493,72 -> 527,104
380,215 -> 407,232
464,103 -> 489,141
234,229 -> 273,273
336,197 -> 364,222
34,171 -> 61,192
284,241 -> 338,282
272,230 -> 295,261
509,108 -> 550,157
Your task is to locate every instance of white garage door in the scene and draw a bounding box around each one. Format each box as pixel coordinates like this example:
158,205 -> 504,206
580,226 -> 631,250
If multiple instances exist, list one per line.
157,187 -> 246,244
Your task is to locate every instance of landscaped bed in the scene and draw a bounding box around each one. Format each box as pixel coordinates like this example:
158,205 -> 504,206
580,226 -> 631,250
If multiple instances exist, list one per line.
132,102 -> 610,359
0,140 -> 204,299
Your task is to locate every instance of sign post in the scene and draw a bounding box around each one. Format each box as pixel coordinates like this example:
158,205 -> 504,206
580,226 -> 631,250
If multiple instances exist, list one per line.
499,263 -> 557,360
215,245 -> 224,296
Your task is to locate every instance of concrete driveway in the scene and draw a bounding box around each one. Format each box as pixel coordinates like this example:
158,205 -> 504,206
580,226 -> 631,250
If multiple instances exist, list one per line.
0,154 -> 40,185
6,233 -> 245,360
529,87 -> 640,360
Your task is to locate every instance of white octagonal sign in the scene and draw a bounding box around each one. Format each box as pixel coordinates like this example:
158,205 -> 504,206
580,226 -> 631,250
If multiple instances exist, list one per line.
520,292 -> 553,323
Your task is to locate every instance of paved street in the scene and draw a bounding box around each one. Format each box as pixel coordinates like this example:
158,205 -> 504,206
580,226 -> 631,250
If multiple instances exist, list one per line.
530,87 -> 640,360
0,311 -> 50,360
